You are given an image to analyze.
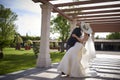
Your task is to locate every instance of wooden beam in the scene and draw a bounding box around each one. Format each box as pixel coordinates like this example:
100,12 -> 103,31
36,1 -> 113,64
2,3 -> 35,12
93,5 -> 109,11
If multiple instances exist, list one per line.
32,0 -> 73,21
90,21 -> 120,24
77,19 -> 120,25
66,9 -> 120,16
77,16 -> 120,21
54,0 -> 120,7
53,7 -> 73,21
91,23 -> 120,32
80,19 -> 120,23
74,13 -> 120,19
32,0 -> 39,3
32,0 -> 120,32
32,0 -> 54,3
53,4 -> 120,12
32,0 -> 47,3
82,19 -> 120,22
75,13 -> 120,19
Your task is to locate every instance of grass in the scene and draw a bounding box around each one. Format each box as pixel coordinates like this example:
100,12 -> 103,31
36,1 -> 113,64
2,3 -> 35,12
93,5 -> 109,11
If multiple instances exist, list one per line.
0,48 -> 64,75
50,51 -> 65,63
0,48 -> 36,75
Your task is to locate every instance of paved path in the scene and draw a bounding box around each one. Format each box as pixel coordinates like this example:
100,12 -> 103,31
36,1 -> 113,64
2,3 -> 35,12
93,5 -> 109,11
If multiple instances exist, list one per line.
0,51 -> 120,80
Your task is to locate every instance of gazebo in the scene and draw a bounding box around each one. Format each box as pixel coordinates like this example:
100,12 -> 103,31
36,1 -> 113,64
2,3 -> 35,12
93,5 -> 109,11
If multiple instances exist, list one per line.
32,0 -> 120,68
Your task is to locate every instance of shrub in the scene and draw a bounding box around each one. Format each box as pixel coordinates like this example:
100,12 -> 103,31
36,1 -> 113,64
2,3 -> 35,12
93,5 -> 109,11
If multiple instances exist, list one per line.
33,42 -> 40,58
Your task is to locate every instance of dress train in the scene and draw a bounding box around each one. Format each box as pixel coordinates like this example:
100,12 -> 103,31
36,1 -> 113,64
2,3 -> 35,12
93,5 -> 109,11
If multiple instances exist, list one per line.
57,42 -> 87,77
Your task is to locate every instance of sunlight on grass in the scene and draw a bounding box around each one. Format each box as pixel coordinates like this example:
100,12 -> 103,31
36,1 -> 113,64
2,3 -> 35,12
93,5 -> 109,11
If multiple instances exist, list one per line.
0,48 -> 64,75
50,52 -> 65,63
0,48 -> 36,75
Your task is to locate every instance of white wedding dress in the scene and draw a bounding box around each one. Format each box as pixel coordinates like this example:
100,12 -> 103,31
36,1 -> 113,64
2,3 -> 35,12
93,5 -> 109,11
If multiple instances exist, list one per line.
81,36 -> 96,69
57,37 -> 96,77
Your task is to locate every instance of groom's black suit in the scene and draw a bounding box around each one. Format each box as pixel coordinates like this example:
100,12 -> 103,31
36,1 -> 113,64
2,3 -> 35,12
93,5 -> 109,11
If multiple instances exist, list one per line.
66,27 -> 82,50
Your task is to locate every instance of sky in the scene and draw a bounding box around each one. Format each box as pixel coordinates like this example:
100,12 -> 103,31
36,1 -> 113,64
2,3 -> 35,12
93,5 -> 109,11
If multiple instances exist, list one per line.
0,0 -> 41,36
0,0 -> 110,38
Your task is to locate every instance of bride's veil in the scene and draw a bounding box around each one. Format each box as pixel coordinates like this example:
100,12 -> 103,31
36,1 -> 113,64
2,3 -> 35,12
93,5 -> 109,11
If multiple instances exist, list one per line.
85,36 -> 96,60
81,35 -> 96,69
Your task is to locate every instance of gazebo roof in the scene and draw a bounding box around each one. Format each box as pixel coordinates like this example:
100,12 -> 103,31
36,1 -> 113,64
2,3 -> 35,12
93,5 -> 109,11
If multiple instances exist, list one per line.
32,0 -> 120,32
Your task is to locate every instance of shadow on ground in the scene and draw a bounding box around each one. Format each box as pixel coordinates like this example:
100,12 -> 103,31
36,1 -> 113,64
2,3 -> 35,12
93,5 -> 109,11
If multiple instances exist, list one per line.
0,51 -> 120,80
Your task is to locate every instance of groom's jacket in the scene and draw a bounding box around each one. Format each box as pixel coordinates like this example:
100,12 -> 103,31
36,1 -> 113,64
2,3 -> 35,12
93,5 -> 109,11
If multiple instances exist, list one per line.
66,27 -> 82,48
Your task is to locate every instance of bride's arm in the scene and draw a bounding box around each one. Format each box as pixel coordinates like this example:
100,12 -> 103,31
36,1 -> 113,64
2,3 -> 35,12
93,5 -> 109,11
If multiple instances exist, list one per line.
82,33 -> 89,43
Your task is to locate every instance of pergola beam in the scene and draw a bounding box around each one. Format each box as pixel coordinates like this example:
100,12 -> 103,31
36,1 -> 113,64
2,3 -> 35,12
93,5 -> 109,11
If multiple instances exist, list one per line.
77,16 -> 120,21
91,23 -> 120,32
53,4 -> 120,13
75,13 -> 120,19
53,7 -> 73,21
66,9 -> 120,16
90,21 -> 120,24
32,0 -> 54,3
78,19 -> 120,23
32,0 -> 73,21
54,0 -> 120,7
33,0 -> 120,32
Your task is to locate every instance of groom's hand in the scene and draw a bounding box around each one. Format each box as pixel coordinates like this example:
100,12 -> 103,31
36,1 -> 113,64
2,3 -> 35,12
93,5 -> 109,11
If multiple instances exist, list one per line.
72,34 -> 84,43
72,34 -> 76,38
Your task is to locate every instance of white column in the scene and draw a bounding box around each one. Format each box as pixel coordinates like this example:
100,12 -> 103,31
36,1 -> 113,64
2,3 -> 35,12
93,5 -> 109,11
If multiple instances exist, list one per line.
36,3 -> 52,68
69,19 -> 77,34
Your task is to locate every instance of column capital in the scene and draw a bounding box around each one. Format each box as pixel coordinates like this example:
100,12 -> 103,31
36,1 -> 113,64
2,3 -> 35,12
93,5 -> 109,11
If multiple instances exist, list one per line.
40,3 -> 53,11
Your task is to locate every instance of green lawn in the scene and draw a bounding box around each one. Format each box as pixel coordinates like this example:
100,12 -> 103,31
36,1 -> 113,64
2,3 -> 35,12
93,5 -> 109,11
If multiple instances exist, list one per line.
0,48 -> 64,75
50,51 -> 65,63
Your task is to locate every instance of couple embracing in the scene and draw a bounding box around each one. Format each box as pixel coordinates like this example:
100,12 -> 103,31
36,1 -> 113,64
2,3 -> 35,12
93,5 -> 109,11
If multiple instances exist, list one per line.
57,22 -> 97,77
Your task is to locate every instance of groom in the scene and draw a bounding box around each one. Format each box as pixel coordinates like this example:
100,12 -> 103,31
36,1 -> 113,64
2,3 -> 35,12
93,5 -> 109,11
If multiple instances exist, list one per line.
66,25 -> 82,51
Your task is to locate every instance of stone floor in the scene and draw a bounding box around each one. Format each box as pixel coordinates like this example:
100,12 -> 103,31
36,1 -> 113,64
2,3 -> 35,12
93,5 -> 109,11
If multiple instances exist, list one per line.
0,51 -> 120,80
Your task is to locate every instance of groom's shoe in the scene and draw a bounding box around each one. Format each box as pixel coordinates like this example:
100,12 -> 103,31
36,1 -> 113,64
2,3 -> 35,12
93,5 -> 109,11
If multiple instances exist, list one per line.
61,72 -> 65,75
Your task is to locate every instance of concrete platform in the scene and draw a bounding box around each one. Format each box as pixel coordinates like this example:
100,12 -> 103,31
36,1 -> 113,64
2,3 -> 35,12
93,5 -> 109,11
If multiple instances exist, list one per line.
0,51 -> 120,80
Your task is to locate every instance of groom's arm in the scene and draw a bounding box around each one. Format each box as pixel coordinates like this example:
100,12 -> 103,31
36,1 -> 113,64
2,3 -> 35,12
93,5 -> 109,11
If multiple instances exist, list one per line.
72,33 -> 89,44
72,34 -> 83,43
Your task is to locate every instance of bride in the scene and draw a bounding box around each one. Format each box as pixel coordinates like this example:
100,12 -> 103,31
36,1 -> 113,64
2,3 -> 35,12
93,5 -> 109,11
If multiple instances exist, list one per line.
57,22 -> 96,77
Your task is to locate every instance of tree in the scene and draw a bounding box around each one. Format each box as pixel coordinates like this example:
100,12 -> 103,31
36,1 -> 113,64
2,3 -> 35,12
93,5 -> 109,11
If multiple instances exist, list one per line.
0,4 -> 17,59
95,35 -> 99,39
51,15 -> 70,52
14,33 -> 23,50
106,32 -> 120,39
24,39 -> 33,50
